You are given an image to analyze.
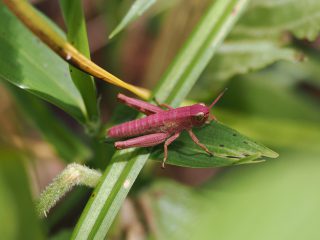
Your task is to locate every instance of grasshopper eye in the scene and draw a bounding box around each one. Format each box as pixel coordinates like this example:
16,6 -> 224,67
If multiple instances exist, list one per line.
194,112 -> 205,121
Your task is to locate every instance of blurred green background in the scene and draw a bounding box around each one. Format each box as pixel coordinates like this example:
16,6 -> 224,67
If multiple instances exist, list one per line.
0,0 -> 319,239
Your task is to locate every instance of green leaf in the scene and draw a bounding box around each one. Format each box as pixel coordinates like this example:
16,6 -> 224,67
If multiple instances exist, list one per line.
6,84 -> 91,163
151,121 -> 277,168
72,0 -> 251,239
0,5 -> 87,124
109,0 -> 157,39
59,0 -> 100,132
190,40 -> 298,100
233,0 -> 320,40
0,148 -> 44,239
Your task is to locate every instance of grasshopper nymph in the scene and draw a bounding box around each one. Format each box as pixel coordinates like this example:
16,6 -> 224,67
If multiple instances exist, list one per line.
107,89 -> 227,168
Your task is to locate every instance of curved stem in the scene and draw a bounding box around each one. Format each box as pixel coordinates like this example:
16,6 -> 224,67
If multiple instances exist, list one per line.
37,163 -> 102,218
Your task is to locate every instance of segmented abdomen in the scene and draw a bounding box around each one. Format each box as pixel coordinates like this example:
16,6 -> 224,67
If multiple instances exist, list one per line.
107,107 -> 192,138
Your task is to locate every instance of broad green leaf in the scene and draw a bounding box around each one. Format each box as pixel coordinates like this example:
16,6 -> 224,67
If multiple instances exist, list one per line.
6,84 -> 91,163
59,1 -> 100,132
190,40 -> 298,100
233,0 -> 320,40
72,1 -> 251,239
150,121 -> 277,168
0,5 -> 87,123
109,0 -> 157,39
0,148 -> 44,239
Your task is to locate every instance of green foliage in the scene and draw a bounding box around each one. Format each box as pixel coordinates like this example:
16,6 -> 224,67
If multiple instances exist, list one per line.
60,0 -> 100,130
151,121 -> 277,167
190,40 -> 298,100
6,84 -> 91,163
141,148 -> 320,239
192,0 -> 320,98
109,0 -> 157,39
1,0 -> 319,239
0,149 -> 44,239
234,0 -> 320,40
0,5 -> 87,123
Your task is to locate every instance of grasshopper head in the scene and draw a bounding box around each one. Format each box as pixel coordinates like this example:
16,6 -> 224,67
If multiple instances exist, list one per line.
190,104 -> 210,126
191,88 -> 227,126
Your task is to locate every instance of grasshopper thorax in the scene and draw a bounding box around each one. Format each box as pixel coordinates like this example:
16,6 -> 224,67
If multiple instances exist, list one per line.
190,104 -> 210,126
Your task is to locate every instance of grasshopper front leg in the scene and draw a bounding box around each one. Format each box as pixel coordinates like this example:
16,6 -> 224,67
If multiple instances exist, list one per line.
187,129 -> 213,156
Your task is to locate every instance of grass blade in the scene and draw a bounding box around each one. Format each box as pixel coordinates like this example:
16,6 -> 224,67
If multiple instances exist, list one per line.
109,0 -> 157,39
154,0 -> 249,106
59,0 -> 99,131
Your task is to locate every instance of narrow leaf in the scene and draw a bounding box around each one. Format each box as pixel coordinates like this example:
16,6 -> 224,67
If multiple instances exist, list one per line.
109,0 -> 157,39
59,0 -> 100,131
154,0 -> 250,106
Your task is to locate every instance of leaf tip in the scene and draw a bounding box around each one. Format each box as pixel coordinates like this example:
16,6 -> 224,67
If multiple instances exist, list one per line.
263,149 -> 279,159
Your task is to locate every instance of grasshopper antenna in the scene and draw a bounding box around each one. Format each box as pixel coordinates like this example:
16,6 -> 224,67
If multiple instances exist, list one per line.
209,88 -> 228,109
208,88 -> 227,122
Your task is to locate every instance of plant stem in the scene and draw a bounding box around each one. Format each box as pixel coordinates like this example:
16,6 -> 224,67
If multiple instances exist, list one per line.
37,163 -> 101,218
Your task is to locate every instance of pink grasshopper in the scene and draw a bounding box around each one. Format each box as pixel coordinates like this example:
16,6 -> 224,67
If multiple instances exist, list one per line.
107,90 -> 226,168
